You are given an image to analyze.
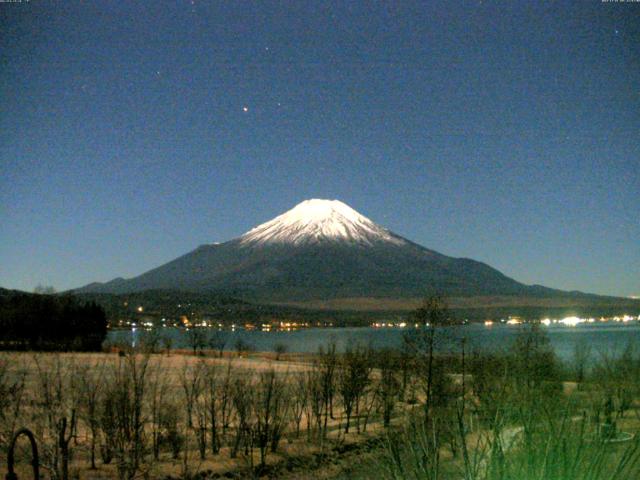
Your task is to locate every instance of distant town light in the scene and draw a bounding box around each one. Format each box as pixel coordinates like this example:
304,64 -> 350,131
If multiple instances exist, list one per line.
559,316 -> 583,327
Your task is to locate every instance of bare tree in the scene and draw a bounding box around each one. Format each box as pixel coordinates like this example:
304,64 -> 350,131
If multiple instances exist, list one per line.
33,355 -> 80,480
180,360 -> 205,429
0,355 -> 27,453
274,343 -> 288,361
99,382 -> 117,465
376,350 -> 401,428
159,403 -> 182,460
103,353 -> 151,480
200,360 -> 236,457
456,337 -> 472,477
139,329 -> 162,353
398,338 -> 414,402
186,328 -> 207,355
33,284 -> 56,294
204,363 -> 222,454
254,369 -> 289,467
509,323 -> 561,404
160,330 -> 174,354
234,338 -> 255,357
78,362 -> 105,469
219,362 -> 234,438
208,330 -> 227,358
147,359 -> 168,461
404,295 -> 453,426
57,412 -> 76,480
306,367 -> 324,439
290,373 -> 308,438
338,343 -> 372,433
193,369 -> 209,461
230,374 -> 254,459
318,341 -> 338,432
573,339 -> 592,386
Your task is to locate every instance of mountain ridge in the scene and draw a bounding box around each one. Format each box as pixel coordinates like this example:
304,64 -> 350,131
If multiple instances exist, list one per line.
76,199 -> 631,307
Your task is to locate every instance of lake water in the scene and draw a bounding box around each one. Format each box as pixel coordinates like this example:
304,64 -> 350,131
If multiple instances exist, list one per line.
108,322 -> 640,362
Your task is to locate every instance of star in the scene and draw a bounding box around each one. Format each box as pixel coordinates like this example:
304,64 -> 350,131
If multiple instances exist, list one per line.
242,106 -> 249,112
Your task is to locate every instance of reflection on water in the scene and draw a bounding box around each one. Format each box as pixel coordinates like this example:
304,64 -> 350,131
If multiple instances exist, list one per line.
108,322 -> 640,361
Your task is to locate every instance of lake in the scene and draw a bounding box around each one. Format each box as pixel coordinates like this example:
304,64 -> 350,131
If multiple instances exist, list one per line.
108,322 -> 640,362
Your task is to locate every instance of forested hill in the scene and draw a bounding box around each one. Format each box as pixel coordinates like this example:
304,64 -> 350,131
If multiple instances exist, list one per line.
0,288 -> 107,350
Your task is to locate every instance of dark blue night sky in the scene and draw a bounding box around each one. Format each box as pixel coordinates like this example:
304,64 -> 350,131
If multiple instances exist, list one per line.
1,1 -> 638,296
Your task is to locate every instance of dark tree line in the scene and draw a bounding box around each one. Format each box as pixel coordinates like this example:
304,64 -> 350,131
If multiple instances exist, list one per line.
0,291 -> 107,350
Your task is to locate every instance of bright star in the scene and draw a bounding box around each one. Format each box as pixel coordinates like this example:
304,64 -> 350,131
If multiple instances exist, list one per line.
242,106 -> 249,112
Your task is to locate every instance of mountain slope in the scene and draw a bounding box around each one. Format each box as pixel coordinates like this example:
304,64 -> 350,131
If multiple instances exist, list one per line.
76,199 -> 605,303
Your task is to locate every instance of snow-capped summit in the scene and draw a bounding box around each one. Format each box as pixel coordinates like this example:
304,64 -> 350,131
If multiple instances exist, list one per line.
239,199 -> 406,246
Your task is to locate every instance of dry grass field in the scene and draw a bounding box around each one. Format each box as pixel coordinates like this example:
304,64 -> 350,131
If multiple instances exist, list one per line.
3,324 -> 640,480
0,348 -> 416,479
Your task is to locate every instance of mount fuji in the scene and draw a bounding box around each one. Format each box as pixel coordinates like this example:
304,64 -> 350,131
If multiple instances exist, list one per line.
76,199 -> 595,304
